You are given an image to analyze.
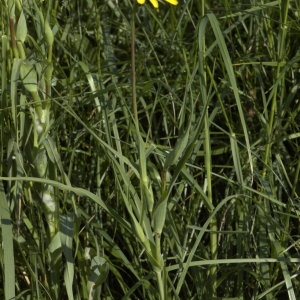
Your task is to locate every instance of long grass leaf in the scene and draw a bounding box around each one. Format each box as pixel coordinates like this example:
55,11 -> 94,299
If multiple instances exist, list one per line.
167,257 -> 300,272
0,176 -> 131,231
60,213 -> 75,300
230,133 -> 244,185
0,181 -> 15,300
207,13 -> 253,178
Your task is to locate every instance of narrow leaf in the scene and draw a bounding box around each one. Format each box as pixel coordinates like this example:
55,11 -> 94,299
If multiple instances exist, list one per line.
0,181 -> 15,300
16,10 -> 27,43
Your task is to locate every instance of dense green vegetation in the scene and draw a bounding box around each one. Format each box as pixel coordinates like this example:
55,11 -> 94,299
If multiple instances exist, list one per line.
1,0 -> 299,299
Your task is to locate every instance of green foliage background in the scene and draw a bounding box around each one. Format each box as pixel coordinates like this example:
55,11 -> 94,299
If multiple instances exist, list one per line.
0,0 -> 300,299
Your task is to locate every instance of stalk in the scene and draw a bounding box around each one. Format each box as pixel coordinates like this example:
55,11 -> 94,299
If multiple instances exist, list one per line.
9,10 -> 19,58
131,4 -> 138,126
201,57 -> 217,295
262,0 -> 290,178
44,0 -> 54,111
155,234 -> 165,300
259,2 -> 290,298
8,0 -> 58,237
131,4 -> 165,299
1,36 -> 8,108
199,4 -> 217,297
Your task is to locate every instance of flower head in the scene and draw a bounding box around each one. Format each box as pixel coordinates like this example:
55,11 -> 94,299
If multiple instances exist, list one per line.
137,0 -> 178,8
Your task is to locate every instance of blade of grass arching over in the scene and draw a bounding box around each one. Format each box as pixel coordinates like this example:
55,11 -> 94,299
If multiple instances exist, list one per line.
166,257 -> 300,272
0,181 -> 15,300
206,13 -> 253,178
0,176 -> 131,231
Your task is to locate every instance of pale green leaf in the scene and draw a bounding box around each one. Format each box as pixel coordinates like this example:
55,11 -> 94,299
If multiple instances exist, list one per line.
16,10 -> 27,43
0,182 -> 15,300
20,61 -> 38,93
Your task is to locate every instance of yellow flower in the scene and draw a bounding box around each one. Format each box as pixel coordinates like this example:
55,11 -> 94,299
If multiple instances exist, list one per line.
137,0 -> 178,8
164,0 -> 178,5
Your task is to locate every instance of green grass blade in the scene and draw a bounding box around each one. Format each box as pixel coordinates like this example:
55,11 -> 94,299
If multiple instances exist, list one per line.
0,175 -> 131,231
166,257 -> 300,272
60,213 -> 75,300
0,181 -> 15,300
207,13 -> 253,178
230,133 -> 244,185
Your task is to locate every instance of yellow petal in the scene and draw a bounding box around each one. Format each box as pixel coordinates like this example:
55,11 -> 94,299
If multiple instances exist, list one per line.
164,0 -> 178,5
149,0 -> 159,8
137,0 -> 146,4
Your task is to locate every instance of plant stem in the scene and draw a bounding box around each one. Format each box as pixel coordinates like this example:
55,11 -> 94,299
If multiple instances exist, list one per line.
131,4 -> 138,126
262,0 -> 290,179
199,8 -> 218,297
155,234 -> 165,300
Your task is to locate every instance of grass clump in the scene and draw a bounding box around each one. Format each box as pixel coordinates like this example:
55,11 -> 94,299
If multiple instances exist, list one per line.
0,0 -> 299,299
